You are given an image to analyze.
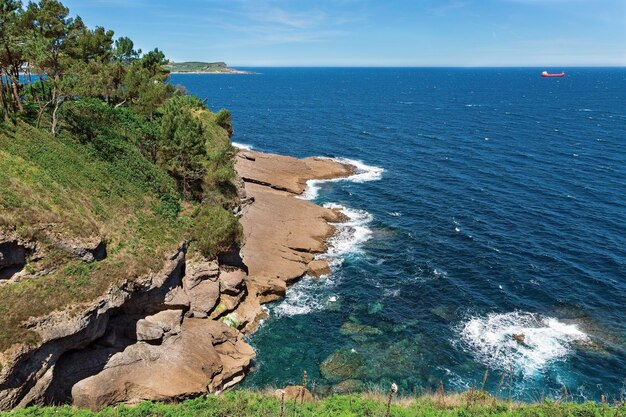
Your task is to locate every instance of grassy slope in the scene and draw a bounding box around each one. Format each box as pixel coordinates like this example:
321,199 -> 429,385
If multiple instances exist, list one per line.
0,121 -> 187,351
1,391 -> 623,417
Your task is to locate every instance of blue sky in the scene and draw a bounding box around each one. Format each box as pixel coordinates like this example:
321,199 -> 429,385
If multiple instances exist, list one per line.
62,0 -> 626,67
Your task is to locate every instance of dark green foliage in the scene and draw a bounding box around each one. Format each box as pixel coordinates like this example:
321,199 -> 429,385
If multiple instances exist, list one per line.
215,108 -> 233,135
113,36 -> 140,65
158,96 -> 208,199
61,98 -> 180,216
192,206 -> 243,259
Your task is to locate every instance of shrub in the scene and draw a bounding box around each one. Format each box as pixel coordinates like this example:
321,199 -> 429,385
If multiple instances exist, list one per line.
192,206 -> 243,258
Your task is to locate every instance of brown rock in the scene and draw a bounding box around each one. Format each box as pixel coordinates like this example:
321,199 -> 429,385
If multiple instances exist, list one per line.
236,150 -> 353,194
71,319 -> 251,410
512,333 -> 527,345
219,268 -> 246,295
0,246 -> 186,410
145,309 -> 183,336
55,236 -> 106,263
186,280 -> 220,318
184,258 -> 219,290
208,291 -> 245,320
308,259 -> 331,277
234,150 -> 356,317
275,386 -> 314,402
163,287 -> 190,308
239,183 -> 337,284
135,319 -> 164,342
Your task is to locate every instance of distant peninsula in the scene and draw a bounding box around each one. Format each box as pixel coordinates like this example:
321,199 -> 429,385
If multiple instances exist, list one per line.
166,61 -> 253,74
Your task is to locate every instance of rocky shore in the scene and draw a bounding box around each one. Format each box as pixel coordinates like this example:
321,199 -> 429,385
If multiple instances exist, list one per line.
0,149 -> 353,410
236,150 -> 354,301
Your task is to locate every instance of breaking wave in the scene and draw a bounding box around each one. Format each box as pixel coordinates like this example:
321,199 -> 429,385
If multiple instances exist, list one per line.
232,141 -> 253,150
299,158 -> 384,200
457,312 -> 589,376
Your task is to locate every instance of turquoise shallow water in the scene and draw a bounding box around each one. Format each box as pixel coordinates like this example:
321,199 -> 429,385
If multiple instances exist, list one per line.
171,68 -> 626,401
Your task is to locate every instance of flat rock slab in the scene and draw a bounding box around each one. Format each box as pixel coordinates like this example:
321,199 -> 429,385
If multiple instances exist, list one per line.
236,151 -> 353,194
236,150 -> 353,303
240,183 -> 339,284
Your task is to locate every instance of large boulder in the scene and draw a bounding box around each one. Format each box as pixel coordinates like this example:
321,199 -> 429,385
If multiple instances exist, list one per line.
219,268 -> 246,295
71,319 -> 254,410
184,258 -> 219,290
136,310 -> 183,341
307,259 -> 331,277
275,385 -> 314,402
186,280 -> 220,318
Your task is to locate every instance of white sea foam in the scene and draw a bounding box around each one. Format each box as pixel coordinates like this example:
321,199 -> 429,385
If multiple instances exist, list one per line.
298,157 -> 384,200
271,205 -> 374,318
274,158 -> 381,318
232,142 -> 253,150
322,203 -> 373,264
458,312 -> 588,376
273,280 -> 322,318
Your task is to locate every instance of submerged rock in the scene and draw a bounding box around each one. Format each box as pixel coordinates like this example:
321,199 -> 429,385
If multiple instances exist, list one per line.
367,302 -> 383,315
320,349 -> 365,383
340,322 -> 383,337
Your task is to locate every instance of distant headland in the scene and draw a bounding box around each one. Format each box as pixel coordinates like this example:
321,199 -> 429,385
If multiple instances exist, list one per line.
166,61 -> 253,74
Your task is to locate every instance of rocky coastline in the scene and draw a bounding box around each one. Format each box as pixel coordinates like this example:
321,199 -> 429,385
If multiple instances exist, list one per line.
0,149 -> 354,410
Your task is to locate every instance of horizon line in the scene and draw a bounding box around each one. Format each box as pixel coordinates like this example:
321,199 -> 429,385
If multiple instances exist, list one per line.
177,64 -> 626,69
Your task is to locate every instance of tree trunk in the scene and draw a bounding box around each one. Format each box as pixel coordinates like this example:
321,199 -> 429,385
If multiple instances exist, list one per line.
0,78 -> 9,121
51,98 -> 62,137
36,100 -> 52,129
9,75 -> 23,114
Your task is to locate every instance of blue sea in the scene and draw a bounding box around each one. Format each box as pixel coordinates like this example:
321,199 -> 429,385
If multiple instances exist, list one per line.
171,68 -> 626,401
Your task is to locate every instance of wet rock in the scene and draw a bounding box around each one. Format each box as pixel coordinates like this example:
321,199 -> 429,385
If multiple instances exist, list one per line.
512,333 -> 527,346
308,259 -> 331,277
367,302 -> 383,315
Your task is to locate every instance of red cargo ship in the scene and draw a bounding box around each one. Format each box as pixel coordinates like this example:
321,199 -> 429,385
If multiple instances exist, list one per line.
541,71 -> 565,78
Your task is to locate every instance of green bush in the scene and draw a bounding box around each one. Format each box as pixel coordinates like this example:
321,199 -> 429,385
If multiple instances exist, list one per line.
192,206 -> 243,258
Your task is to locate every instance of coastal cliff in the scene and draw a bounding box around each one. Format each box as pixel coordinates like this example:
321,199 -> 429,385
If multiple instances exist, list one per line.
0,143 -> 353,410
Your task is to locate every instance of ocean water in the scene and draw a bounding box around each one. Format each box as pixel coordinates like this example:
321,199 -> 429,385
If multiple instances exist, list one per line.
171,68 -> 626,401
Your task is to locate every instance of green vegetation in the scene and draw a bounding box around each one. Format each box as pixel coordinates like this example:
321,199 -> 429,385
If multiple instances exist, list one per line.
0,0 -> 241,351
165,61 -> 244,73
0,391 -> 624,417
192,206 -> 243,259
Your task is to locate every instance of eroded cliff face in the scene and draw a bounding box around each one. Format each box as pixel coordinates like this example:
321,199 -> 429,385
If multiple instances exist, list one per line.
0,149 -> 354,411
0,242 -> 265,410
